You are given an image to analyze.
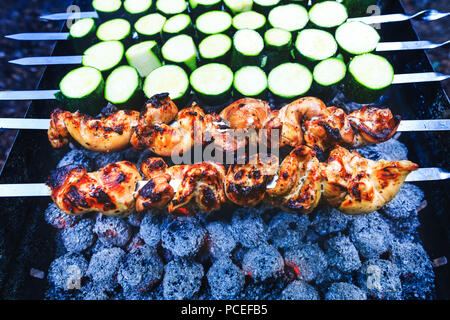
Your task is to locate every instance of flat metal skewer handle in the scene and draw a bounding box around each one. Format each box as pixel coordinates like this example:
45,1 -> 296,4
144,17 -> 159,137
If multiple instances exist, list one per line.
40,11 -> 98,21
348,9 -> 450,24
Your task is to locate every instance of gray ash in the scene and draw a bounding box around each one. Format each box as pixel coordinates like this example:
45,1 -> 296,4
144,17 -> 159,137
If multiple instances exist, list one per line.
47,253 -> 88,291
267,212 -> 309,249
138,212 -> 164,247
357,139 -> 409,161
207,257 -> 245,299
325,235 -> 362,273
281,281 -> 320,300
231,208 -> 268,248
127,211 -> 145,228
205,221 -> 237,259
382,183 -> 424,220
242,244 -> 284,281
163,258 -> 204,300
325,282 -> 367,300
57,149 -> 94,171
94,215 -> 133,248
86,247 -> 125,284
357,259 -> 402,300
61,218 -> 95,253
284,243 -> 328,282
92,152 -> 124,170
44,203 -> 81,230
310,206 -> 354,236
161,217 -> 206,257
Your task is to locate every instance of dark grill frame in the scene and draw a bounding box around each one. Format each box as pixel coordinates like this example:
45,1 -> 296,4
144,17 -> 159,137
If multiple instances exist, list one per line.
0,0 -> 448,299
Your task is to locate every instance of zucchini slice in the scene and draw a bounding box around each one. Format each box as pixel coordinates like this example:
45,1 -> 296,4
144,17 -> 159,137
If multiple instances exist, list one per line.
69,18 -> 97,54
344,53 -> 394,103
294,29 -> 338,64
82,41 -> 125,74
252,0 -> 280,15
135,13 -> 167,42
268,63 -> 313,99
162,14 -> 193,40
156,0 -> 188,17
126,41 -> 162,77
57,66 -> 105,114
190,63 -> 234,103
97,18 -> 132,44
92,0 -> 123,21
268,4 -> 309,32
308,1 -> 348,29
199,33 -> 232,64
124,0 -> 153,22
313,57 -> 346,99
195,11 -> 233,39
223,0 -> 253,15
233,66 -> 267,98
105,66 -> 144,108
144,65 -> 190,104
335,21 -> 380,56
232,11 -> 266,33
189,0 -> 222,16
231,29 -> 264,71
161,34 -> 198,72
264,27 -> 292,71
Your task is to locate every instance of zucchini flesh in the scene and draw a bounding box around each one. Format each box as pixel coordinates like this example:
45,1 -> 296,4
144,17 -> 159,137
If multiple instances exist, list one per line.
268,4 -> 309,32
196,11 -> 232,37
105,66 -> 143,107
92,0 -> 122,20
124,0 -> 152,14
69,18 -> 95,38
231,29 -> 264,70
345,53 -> 394,103
162,14 -> 192,38
156,0 -> 188,16
161,34 -> 198,72
335,21 -> 380,55
313,57 -> 346,86
234,66 -> 267,98
190,0 -> 222,16
126,41 -> 162,77
82,41 -> 124,73
268,63 -> 312,99
232,11 -> 266,32
190,63 -> 234,103
253,0 -> 280,14
144,65 -> 190,103
308,1 -> 348,29
223,0 -> 253,15
58,66 -> 105,114
199,34 -> 232,62
97,19 -> 131,42
295,29 -> 337,63
264,28 -> 291,50
135,13 -> 167,41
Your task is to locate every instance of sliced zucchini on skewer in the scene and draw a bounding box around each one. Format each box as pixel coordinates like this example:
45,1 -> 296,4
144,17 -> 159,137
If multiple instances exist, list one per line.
232,11 -> 266,34
144,65 -> 190,105
135,13 -> 167,43
162,34 -> 198,72
156,0 -> 188,17
162,14 -> 193,41
264,27 -> 292,71
268,63 -> 313,100
105,66 -> 144,108
190,63 -> 234,103
195,10 -> 233,39
233,66 -> 267,99
268,4 -> 309,32
294,29 -> 338,65
92,0 -> 123,21
312,57 -> 346,99
97,18 -> 132,45
344,53 -> 394,103
223,0 -> 253,15
56,66 -> 105,115
123,0 -> 153,23
126,41 -> 162,77
335,21 -> 380,56
231,29 -> 264,71
308,1 -> 348,29
189,0 -> 222,16
82,41 -> 125,74
69,18 -> 97,54
252,0 -> 280,15
199,34 -> 232,64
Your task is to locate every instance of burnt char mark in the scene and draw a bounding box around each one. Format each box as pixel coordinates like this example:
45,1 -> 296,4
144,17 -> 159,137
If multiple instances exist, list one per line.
317,121 -> 342,141
234,170 -> 245,180
153,125 -> 166,134
89,187 -> 116,210
147,93 -> 170,108
46,164 -> 84,189
353,114 -> 401,142
139,180 -> 161,203
115,172 -> 127,184
227,181 -> 266,200
201,187 -> 217,208
64,185 -> 89,209
149,159 -> 166,171
99,104 -> 119,117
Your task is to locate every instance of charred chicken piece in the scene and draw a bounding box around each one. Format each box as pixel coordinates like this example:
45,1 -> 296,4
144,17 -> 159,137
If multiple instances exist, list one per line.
48,108 -> 140,152
225,154 -> 279,206
321,146 -> 418,215
219,98 -> 272,130
47,161 -> 142,217
265,146 -> 322,214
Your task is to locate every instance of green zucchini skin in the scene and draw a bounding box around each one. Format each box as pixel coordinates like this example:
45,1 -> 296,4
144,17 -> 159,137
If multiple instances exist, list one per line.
93,1 -> 124,22
194,11 -> 233,42
105,66 -> 145,109
162,15 -> 195,42
232,66 -> 268,100
343,74 -> 390,104
252,0 -> 281,15
69,19 -> 97,55
263,28 -> 292,72
96,19 -> 134,48
342,0 -> 382,17
231,30 -> 264,71
134,14 -> 167,45
82,41 -> 126,78
198,34 -> 232,65
190,64 -> 234,104
232,11 -> 267,35
189,0 -> 222,18
55,81 -> 106,115
293,29 -> 338,68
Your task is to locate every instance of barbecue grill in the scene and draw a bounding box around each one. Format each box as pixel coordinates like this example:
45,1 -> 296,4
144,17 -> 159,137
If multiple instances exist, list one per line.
0,0 -> 448,300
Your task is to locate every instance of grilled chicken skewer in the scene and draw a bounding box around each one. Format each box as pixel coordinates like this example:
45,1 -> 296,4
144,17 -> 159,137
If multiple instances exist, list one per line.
47,94 -> 401,155
43,146 -> 419,217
